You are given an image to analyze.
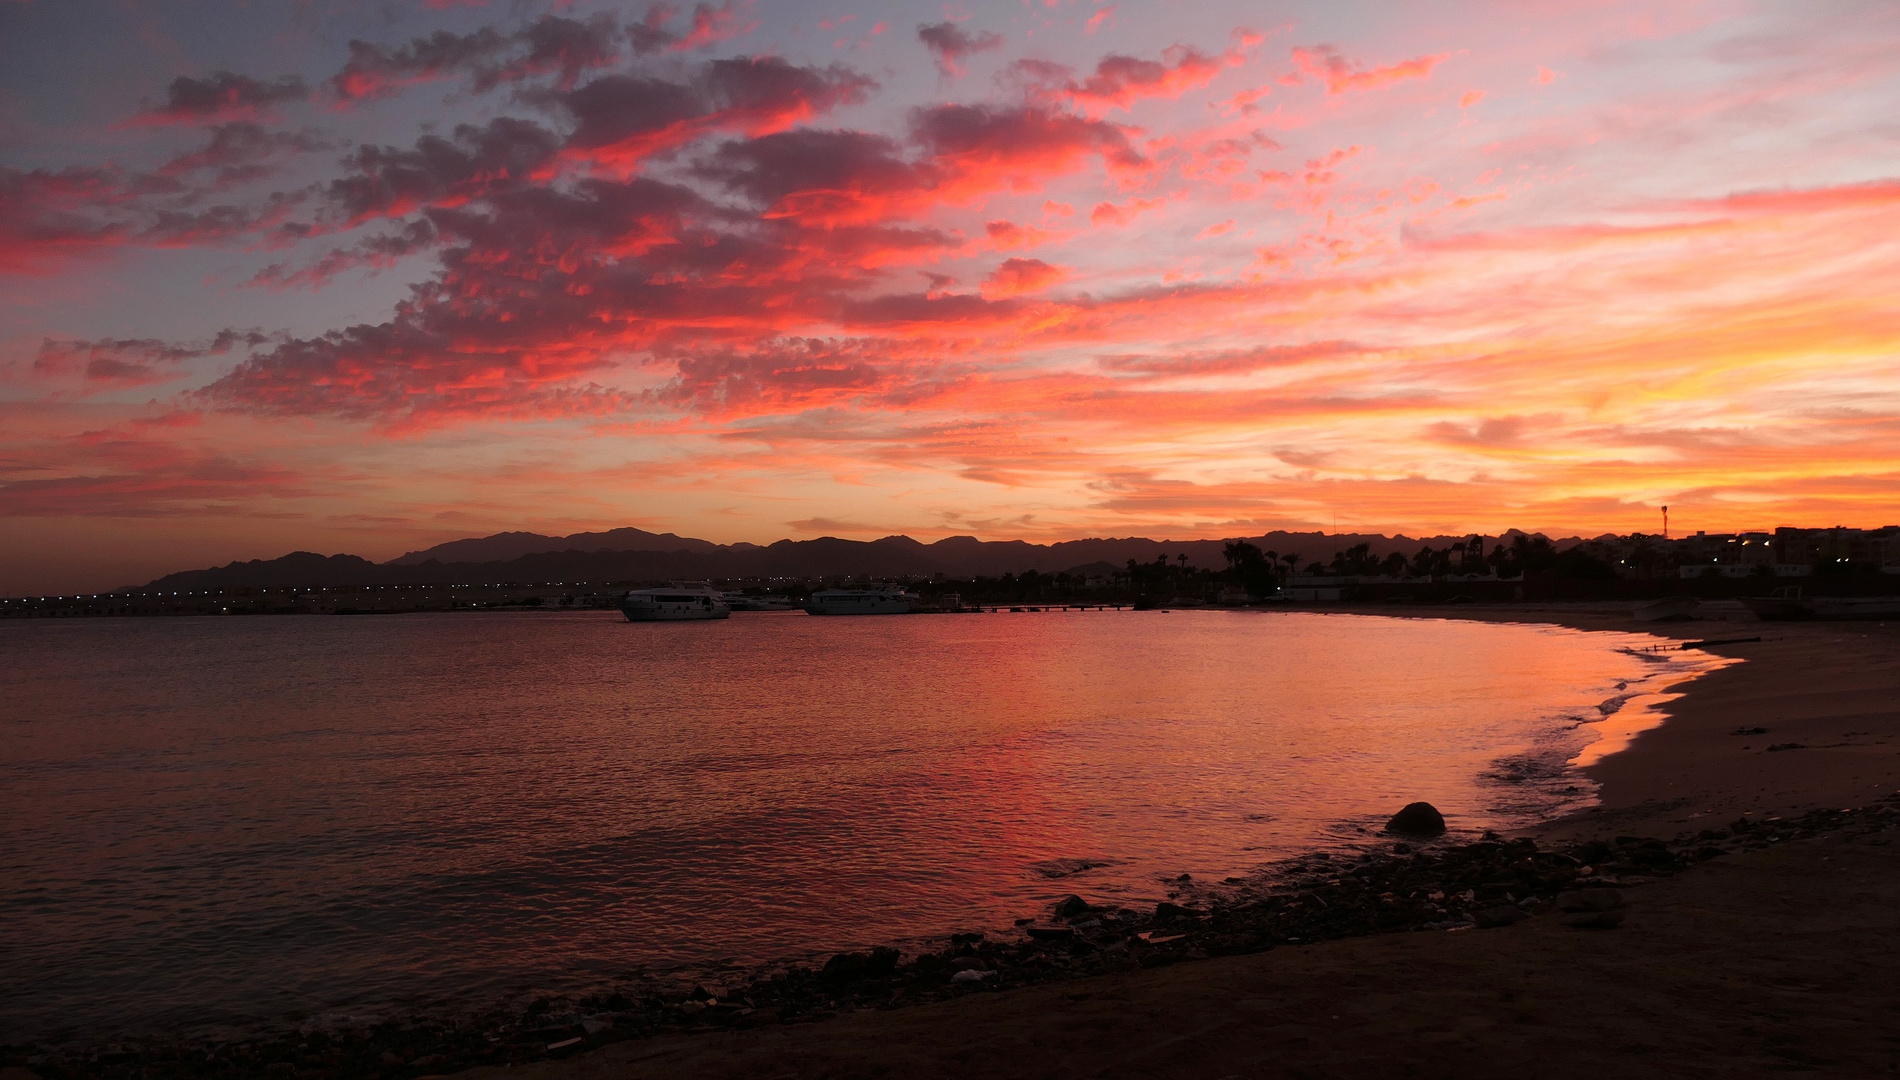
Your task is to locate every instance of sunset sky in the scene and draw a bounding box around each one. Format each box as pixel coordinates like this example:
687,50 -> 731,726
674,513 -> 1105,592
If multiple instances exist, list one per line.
3,0 -> 1898,592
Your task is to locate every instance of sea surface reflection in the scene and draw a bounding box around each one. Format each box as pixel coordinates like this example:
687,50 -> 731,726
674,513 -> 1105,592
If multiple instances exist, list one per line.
0,610 -> 1714,1041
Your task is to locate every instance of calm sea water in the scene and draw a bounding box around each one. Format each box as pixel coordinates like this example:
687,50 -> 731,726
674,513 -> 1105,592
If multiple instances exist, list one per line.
0,610 -> 1714,1043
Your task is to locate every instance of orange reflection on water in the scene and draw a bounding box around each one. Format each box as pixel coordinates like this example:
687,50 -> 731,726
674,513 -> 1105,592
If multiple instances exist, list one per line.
0,609 -> 1721,1040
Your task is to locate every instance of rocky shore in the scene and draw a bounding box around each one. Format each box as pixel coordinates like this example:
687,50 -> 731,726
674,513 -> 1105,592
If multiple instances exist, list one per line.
9,795 -> 1896,1080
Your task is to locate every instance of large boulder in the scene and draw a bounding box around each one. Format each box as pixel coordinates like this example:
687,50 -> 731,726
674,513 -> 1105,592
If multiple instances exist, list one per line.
1385,801 -> 1447,837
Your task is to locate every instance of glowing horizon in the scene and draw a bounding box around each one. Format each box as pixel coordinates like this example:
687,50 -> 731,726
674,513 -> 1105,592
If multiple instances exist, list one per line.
4,0 -> 1898,592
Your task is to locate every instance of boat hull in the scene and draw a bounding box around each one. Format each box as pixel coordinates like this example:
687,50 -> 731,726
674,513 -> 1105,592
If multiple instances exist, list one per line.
803,599 -> 913,615
620,604 -> 730,621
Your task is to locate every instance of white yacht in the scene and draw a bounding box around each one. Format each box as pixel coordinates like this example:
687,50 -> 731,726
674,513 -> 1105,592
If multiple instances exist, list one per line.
619,584 -> 731,621
804,585 -> 917,615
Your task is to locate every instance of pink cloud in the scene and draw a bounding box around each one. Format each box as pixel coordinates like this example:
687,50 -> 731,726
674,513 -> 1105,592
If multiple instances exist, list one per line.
1291,45 -> 1450,94
1017,40 -> 1250,117
1090,196 -> 1167,227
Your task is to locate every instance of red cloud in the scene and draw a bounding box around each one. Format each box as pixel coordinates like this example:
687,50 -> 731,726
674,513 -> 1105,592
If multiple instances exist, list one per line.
703,105 -> 1142,228
981,257 -> 1068,299
1291,45 -> 1450,94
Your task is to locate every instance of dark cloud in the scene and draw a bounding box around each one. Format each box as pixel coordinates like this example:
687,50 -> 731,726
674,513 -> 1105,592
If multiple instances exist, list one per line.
476,14 -> 622,91
330,26 -> 509,103
555,57 -> 874,169
325,117 -> 563,223
129,72 -> 309,127
630,1 -> 756,54
247,218 -> 439,291
0,167 -> 134,272
157,123 -> 329,185
917,21 -> 1003,76
33,331 -> 266,387
628,3 -> 682,53
655,338 -> 895,412
698,128 -> 918,206
0,164 -> 309,273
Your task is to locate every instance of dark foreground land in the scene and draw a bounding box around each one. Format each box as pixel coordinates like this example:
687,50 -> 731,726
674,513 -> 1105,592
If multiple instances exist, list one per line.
472,814 -> 1900,1080
6,608 -> 1897,1079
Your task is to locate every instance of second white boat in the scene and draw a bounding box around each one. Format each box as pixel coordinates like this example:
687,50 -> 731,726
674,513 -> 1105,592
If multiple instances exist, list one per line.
620,585 -> 731,621
804,586 -> 916,615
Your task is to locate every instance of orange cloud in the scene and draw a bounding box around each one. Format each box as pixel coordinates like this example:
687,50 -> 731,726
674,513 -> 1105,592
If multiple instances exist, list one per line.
981,257 -> 1069,299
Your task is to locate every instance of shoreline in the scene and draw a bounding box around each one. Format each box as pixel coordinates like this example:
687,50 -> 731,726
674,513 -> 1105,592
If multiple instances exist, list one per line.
1383,600 -> 1900,838
7,603 -> 1896,1078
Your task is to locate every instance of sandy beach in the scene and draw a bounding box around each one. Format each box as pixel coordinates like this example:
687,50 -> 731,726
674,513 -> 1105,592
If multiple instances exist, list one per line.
450,605 -> 1900,1080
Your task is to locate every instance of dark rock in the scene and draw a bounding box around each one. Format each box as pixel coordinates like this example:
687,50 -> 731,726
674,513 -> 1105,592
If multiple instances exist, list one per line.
1766,742 -> 1807,752
1025,925 -> 1076,940
1154,901 -> 1198,920
865,946 -> 900,977
1385,802 -> 1447,837
1561,908 -> 1627,929
1052,894 -> 1093,919
948,956 -> 989,973
821,951 -> 869,982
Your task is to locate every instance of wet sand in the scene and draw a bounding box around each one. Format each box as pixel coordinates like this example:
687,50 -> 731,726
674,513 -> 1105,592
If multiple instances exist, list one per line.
463,604 -> 1900,1080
